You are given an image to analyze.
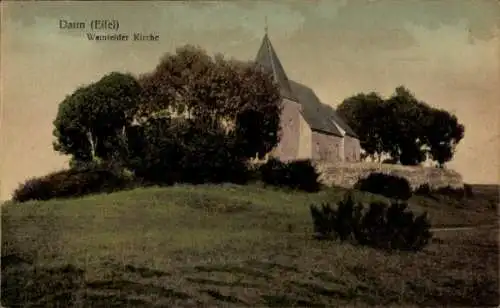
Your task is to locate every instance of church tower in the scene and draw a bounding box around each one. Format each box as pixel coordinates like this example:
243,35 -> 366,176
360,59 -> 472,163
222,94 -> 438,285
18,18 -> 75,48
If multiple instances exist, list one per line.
254,21 -> 297,102
254,22 -> 308,161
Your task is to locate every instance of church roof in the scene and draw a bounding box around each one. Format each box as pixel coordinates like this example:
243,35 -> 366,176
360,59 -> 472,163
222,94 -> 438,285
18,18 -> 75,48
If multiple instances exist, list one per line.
255,34 -> 297,101
288,81 -> 343,137
255,34 -> 358,139
317,102 -> 359,138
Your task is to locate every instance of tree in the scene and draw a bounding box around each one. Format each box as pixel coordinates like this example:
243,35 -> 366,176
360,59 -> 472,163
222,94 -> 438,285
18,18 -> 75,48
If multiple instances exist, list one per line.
138,45 -> 282,160
337,92 -> 386,160
424,109 -> 465,167
337,86 -> 465,167
53,72 -> 142,164
382,86 -> 429,165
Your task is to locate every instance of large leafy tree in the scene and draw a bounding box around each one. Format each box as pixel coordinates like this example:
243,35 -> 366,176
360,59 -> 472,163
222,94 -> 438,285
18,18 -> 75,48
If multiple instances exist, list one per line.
138,45 -> 282,160
337,92 -> 387,161
337,86 -> 465,167
52,72 -> 142,165
424,109 -> 464,167
382,87 -> 429,165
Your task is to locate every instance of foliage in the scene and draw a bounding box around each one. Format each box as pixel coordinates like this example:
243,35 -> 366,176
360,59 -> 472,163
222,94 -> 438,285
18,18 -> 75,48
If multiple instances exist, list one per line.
310,193 -> 432,251
423,109 -> 465,167
415,184 -> 473,200
354,172 -> 412,201
12,166 -> 132,203
52,72 -> 142,164
50,45 -> 281,189
118,45 -> 283,186
336,92 -> 386,159
337,86 -> 465,166
138,45 -> 282,160
127,118 -> 251,185
259,158 -> 321,192
383,87 -> 429,165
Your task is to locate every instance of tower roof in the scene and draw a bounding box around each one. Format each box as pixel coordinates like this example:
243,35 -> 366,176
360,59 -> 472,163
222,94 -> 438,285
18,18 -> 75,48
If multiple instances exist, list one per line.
255,34 -> 297,101
254,32 -> 359,139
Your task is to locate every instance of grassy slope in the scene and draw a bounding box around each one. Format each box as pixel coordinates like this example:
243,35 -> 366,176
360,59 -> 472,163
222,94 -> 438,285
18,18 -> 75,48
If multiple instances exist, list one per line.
2,184 -> 499,307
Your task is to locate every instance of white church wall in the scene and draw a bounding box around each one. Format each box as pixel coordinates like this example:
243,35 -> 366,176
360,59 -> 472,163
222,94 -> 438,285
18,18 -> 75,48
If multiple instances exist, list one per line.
296,110 -> 313,160
343,135 -> 361,162
271,99 -> 302,161
311,131 -> 343,162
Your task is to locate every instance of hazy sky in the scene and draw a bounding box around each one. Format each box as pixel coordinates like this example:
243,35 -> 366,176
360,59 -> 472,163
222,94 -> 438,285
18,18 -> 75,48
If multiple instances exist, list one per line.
1,0 -> 499,199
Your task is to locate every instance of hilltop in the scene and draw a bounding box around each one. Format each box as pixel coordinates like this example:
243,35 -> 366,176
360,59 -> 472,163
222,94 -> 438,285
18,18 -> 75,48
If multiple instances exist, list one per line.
2,184 -> 498,306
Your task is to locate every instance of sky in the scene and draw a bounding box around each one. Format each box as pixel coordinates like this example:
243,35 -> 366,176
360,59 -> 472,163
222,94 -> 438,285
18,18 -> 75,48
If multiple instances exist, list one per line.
1,0 -> 499,200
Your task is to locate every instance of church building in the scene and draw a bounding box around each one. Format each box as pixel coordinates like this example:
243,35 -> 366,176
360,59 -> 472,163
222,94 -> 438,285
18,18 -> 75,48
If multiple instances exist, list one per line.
255,32 -> 361,163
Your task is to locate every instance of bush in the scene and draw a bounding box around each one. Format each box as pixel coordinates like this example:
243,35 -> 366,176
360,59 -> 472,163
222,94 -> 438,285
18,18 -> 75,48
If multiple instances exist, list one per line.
354,172 -> 412,200
259,158 -> 321,192
12,166 -> 132,203
415,184 -> 472,200
414,183 -> 432,196
126,118 -> 253,186
310,193 -> 432,251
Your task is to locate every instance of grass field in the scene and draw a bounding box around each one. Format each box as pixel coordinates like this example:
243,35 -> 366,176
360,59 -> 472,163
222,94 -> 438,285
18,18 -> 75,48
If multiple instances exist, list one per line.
2,184 -> 499,307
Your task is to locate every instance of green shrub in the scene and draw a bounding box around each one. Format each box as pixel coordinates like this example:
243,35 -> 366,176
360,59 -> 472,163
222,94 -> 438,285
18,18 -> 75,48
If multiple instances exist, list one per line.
259,158 -> 287,187
415,184 -> 472,200
354,172 -> 412,200
310,194 -> 362,241
414,183 -> 432,196
310,193 -> 432,251
12,166 -> 131,203
126,118 -> 252,185
259,158 -> 321,192
464,184 -> 474,198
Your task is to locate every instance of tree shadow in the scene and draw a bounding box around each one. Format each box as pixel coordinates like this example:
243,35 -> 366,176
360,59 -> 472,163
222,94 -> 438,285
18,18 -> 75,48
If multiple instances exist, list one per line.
186,277 -> 262,288
261,294 -> 326,307
1,257 -> 191,307
1,261 -> 84,307
243,260 -> 300,273
200,288 -> 249,305
193,264 -> 274,280
102,260 -> 172,279
86,279 -> 191,300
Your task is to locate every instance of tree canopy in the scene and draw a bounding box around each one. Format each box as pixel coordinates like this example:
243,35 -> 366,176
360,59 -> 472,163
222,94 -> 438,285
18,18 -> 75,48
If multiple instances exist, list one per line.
52,72 -> 142,164
52,45 -> 282,184
337,86 -> 464,167
138,45 -> 282,159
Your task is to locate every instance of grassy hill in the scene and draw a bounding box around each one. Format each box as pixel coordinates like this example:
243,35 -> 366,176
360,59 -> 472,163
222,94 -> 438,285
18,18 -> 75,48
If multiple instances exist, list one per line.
2,184 -> 499,306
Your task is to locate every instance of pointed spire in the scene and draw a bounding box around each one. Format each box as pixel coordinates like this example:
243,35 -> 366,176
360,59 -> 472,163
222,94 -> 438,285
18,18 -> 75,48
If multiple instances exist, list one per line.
255,24 -> 296,101
265,16 -> 268,35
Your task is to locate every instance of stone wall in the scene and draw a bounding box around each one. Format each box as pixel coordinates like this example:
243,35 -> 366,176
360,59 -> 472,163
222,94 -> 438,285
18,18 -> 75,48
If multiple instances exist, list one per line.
315,162 -> 464,190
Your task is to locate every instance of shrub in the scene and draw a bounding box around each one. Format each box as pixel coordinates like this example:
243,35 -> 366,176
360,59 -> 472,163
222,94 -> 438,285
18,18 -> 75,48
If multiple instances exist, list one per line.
354,172 -> 412,200
259,158 -> 321,192
310,193 -> 432,251
464,184 -> 474,198
415,184 -> 472,200
258,158 -> 287,187
414,183 -> 432,196
310,194 -> 362,241
175,125 -> 252,185
126,118 -> 252,185
12,166 -> 132,203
